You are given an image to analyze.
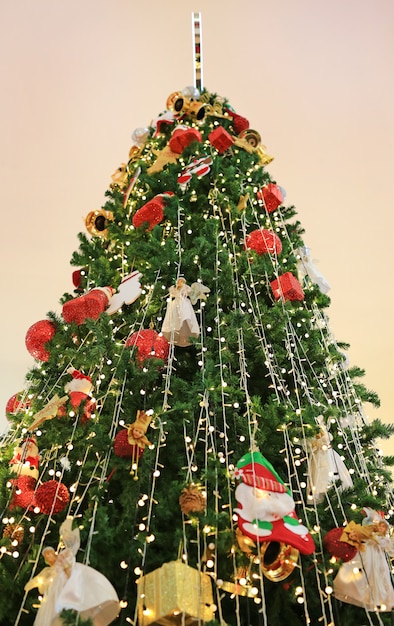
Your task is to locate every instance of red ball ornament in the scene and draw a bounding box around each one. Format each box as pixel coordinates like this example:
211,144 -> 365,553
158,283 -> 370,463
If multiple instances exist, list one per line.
126,328 -> 170,365
245,229 -> 283,256
270,272 -> 304,302
10,475 -> 37,511
25,320 -> 56,361
323,527 -> 358,562
6,393 -> 30,416
35,480 -> 70,515
257,183 -> 285,213
114,429 -> 144,461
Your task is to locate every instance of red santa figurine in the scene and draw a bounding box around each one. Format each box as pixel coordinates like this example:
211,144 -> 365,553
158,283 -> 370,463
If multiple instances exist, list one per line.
64,368 -> 95,423
9,436 -> 40,481
234,450 -> 315,555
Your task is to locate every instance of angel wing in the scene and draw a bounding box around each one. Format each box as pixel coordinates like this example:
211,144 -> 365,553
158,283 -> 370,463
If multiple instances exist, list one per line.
59,517 -> 80,555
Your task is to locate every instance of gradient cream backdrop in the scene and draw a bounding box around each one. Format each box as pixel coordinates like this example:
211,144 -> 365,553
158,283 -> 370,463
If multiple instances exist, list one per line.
1,1 -> 393,458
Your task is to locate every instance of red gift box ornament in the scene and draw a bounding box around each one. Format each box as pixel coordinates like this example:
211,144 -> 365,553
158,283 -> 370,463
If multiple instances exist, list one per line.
245,229 -> 282,256
169,125 -> 202,154
25,320 -> 56,362
208,126 -> 234,153
257,183 -> 285,213
270,272 -> 304,302
132,192 -> 174,231
126,328 -> 170,365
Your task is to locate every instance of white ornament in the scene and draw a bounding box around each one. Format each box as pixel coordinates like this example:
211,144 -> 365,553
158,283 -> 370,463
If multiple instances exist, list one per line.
106,271 -> 142,315
297,246 -> 330,294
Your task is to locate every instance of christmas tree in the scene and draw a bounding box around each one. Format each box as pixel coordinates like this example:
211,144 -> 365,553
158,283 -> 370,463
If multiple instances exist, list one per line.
1,80 -> 394,626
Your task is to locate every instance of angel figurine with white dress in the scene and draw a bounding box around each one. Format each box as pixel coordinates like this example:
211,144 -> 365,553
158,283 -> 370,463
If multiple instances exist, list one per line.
161,278 -> 209,347
305,422 -> 353,504
25,517 -> 120,626
333,508 -> 394,612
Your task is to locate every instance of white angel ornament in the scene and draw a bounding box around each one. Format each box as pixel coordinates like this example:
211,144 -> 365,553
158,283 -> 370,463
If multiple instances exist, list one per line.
162,278 -> 209,347
333,508 -> 394,611
306,421 -> 353,503
25,517 -> 120,626
297,246 -> 330,294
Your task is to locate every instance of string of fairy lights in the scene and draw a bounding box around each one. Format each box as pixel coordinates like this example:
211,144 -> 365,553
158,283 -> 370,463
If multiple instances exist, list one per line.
1,86 -> 393,626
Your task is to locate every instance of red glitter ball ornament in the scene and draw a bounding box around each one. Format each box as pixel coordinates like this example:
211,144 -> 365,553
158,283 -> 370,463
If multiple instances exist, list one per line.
270,272 -> 304,302
126,329 -> 170,365
6,393 -> 30,416
323,527 -> 358,562
10,475 -> 37,511
114,429 -> 144,460
25,320 -> 56,361
245,229 -> 283,256
35,480 -> 70,515
257,183 -> 285,213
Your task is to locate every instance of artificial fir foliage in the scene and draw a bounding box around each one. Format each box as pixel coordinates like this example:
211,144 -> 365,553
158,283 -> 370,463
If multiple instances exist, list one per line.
1,86 -> 394,626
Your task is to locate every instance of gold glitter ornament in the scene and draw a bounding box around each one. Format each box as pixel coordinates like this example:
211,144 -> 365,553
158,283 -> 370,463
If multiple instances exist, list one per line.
179,484 -> 206,515
237,193 -> 250,211
136,561 -> 214,625
28,394 -> 68,431
147,146 -> 181,174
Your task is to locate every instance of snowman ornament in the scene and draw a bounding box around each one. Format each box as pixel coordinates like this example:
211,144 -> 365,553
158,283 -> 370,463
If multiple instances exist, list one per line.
234,450 -> 315,555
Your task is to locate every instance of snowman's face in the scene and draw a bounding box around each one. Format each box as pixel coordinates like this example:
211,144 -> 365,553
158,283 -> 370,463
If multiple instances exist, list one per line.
235,483 -> 294,522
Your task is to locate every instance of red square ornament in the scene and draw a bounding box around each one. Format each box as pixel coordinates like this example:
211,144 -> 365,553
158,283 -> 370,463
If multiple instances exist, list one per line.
270,272 -> 304,302
208,126 -> 234,153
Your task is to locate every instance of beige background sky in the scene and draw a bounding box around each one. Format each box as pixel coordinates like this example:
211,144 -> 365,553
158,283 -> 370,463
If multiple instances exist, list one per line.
1,1 -> 393,456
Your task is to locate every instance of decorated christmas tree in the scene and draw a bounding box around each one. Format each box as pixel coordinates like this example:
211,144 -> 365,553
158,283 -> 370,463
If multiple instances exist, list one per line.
1,23 -> 394,625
